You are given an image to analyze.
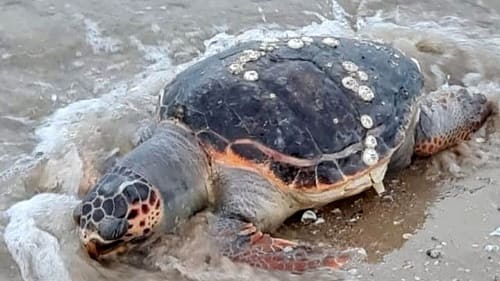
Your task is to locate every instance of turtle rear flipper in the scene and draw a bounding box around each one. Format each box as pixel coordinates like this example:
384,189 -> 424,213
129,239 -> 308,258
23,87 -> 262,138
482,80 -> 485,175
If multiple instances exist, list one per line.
414,86 -> 492,156
209,167 -> 367,272
209,216 -> 365,272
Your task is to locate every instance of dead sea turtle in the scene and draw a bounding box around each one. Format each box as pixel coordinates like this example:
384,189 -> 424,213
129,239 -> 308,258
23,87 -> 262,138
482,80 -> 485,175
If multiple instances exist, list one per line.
73,36 -> 492,272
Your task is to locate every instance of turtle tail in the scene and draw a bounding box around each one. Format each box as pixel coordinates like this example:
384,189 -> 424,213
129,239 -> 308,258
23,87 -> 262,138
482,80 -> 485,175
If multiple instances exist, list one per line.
414,86 -> 493,156
209,215 -> 365,273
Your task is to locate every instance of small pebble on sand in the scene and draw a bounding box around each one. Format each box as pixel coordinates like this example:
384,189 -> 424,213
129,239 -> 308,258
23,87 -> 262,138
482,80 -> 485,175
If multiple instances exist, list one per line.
402,233 -> 413,240
475,137 -> 486,143
426,248 -> 442,259
490,227 -> 500,236
331,208 -> 342,215
301,210 -> 317,223
314,217 -> 325,225
484,244 -> 499,252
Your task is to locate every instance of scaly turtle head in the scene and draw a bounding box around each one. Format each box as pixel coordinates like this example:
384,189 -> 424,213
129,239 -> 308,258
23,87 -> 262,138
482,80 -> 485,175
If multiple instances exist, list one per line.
73,166 -> 163,259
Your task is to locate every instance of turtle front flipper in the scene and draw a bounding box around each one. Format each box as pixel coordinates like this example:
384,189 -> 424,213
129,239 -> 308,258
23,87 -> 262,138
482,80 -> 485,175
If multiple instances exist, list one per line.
414,86 -> 492,156
131,121 -> 157,147
209,216 -> 364,272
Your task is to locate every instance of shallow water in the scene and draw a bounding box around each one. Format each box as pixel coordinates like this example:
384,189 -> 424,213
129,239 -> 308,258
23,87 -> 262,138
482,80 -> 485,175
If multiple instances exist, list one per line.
1,0 -> 500,280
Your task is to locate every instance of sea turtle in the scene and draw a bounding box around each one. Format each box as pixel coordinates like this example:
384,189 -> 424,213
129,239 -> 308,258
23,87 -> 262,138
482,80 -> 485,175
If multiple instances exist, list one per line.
73,36 -> 492,272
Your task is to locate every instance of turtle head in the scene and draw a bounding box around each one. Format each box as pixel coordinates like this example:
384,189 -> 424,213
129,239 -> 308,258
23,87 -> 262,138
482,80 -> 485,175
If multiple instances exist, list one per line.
73,168 -> 163,260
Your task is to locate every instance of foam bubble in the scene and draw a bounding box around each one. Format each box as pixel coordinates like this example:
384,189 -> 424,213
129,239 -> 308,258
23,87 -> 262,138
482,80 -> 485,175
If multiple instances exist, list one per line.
83,18 -> 123,54
3,193 -> 80,281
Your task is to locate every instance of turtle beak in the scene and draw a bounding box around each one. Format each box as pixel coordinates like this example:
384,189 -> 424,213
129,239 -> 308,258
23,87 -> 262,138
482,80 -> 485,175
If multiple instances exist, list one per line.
84,239 -> 126,260
85,240 -> 100,260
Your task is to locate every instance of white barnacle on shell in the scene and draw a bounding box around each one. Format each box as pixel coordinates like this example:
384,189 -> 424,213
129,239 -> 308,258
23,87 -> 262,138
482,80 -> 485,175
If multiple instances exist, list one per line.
265,38 -> 280,43
364,135 -> 377,149
301,36 -> 314,44
389,59 -> 399,67
238,56 -> 248,64
322,37 -> 339,47
259,42 -> 278,52
242,49 -> 261,61
259,43 -> 269,51
358,85 -> 375,102
229,63 -> 244,75
342,76 -> 359,91
362,148 -> 379,166
357,70 -> 368,81
287,38 -> 305,49
360,114 -> 373,129
243,70 -> 259,81
342,61 -> 359,73
333,118 -> 339,124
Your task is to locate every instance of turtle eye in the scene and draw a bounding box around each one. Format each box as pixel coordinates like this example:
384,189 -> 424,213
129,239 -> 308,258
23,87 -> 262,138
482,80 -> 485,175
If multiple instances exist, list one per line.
73,203 -> 83,225
97,217 -> 128,240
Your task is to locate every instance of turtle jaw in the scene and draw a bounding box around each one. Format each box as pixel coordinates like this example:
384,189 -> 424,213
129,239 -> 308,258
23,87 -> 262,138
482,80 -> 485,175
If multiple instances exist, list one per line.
83,231 -> 158,260
84,238 -> 127,260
